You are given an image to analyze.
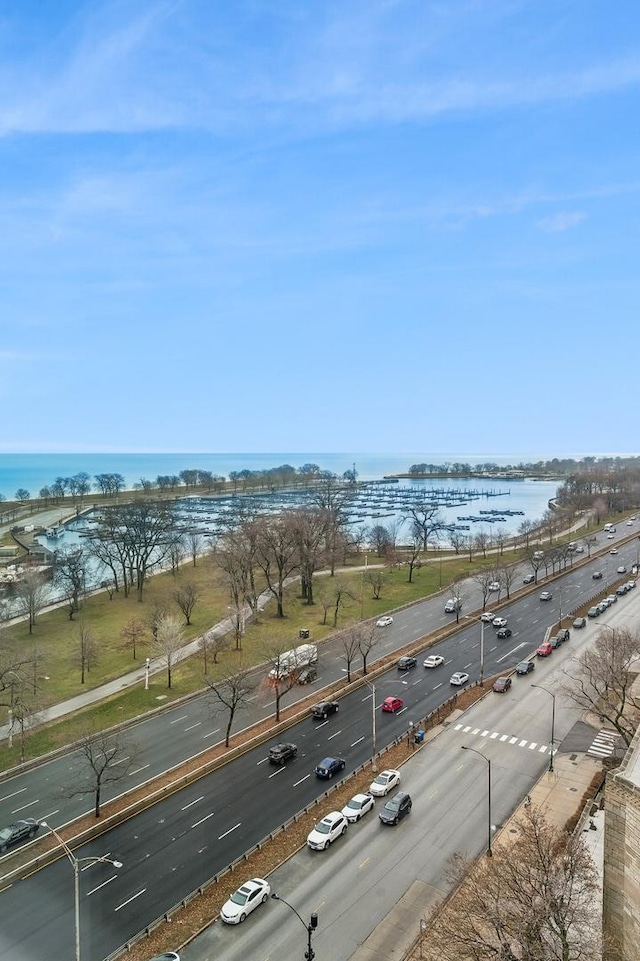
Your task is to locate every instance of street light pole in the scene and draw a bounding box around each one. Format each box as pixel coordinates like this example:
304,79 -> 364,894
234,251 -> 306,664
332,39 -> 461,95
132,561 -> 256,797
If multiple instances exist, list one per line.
531,684 -> 556,773
362,678 -> 377,772
461,745 -> 492,856
271,892 -> 318,961
144,657 -> 150,691
42,821 -> 122,961
479,618 -> 485,687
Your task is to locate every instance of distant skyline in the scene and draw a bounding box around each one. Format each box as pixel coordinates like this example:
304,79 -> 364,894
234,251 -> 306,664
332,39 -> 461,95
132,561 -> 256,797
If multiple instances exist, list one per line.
1,1 -> 638,453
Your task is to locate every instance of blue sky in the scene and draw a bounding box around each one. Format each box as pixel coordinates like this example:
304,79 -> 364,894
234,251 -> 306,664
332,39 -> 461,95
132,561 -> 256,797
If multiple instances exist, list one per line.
1,0 -> 639,455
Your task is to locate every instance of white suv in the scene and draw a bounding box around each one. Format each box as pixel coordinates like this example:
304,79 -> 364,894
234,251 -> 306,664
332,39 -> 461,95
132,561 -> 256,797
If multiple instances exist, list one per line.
307,812 -> 348,850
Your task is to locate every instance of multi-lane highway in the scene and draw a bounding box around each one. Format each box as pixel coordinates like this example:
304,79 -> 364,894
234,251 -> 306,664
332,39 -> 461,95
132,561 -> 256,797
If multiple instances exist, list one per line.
0,530 -> 638,959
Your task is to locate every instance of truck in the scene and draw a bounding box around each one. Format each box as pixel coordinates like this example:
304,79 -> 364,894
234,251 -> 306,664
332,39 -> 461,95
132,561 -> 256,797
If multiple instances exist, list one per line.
268,643 -> 318,681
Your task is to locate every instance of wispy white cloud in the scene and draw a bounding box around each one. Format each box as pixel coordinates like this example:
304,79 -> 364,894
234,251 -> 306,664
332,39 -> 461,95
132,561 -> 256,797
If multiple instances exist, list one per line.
0,1 -> 639,135
536,211 -> 588,232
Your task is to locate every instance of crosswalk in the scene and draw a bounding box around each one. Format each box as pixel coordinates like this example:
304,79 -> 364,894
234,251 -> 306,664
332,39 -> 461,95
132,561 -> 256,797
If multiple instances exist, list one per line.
453,722 -> 553,755
587,729 -> 620,758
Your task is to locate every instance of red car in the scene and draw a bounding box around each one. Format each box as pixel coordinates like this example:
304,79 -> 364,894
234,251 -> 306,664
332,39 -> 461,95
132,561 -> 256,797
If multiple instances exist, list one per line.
492,677 -> 512,693
536,642 -> 553,657
381,696 -> 404,713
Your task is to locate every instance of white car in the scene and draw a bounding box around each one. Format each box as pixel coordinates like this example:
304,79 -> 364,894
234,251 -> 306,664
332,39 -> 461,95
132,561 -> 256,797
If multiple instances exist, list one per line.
450,672 -> 470,686
423,654 -> 445,668
341,793 -> 375,823
617,566 -> 627,574
488,581 -> 500,592
307,811 -> 348,850
369,769 -> 401,797
492,617 -> 508,628
376,616 -> 394,628
480,612 -> 495,623
221,878 -> 271,924
610,548 -> 618,554
607,535 -> 616,540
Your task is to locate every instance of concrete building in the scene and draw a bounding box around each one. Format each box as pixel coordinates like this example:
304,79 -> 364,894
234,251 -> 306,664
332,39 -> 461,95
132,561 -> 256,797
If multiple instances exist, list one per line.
603,724 -> 640,960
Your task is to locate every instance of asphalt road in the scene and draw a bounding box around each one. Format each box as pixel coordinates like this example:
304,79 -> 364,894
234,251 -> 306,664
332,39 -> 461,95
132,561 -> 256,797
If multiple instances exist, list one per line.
1,533 -> 639,959
1,531 -> 638,837
178,603 -> 629,961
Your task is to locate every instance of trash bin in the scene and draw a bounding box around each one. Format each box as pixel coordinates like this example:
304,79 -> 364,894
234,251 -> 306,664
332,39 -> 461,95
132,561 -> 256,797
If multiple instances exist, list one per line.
299,628 -> 310,639
414,729 -> 425,743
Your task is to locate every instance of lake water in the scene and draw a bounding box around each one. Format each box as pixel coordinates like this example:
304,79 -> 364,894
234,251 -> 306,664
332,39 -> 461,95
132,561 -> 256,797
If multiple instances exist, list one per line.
0,450 -> 574,500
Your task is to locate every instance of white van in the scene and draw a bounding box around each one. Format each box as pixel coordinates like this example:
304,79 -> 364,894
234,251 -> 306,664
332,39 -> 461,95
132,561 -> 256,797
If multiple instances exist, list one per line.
269,643 -> 318,680
444,597 -> 461,614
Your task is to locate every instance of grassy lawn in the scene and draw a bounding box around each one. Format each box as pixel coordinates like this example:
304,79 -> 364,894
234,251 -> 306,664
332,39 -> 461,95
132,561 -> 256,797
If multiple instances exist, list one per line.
1,547 -> 523,769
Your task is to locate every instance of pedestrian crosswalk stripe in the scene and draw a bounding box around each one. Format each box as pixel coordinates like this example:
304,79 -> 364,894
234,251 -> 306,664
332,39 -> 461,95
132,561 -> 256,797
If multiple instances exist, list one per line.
587,729 -> 620,757
452,722 -> 553,755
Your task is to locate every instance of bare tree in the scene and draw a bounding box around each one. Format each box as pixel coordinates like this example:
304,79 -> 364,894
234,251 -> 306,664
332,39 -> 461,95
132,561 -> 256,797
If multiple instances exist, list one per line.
186,531 -> 204,566
473,569 -> 496,611
54,546 -> 88,619
152,614 -> 184,688
562,626 -> 640,746
199,630 -> 229,674
325,578 -> 356,627
148,599 -> 170,641
14,570 -> 50,634
119,615 -> 147,660
358,622 -> 379,675
497,561 -> 516,599
473,531 -> 490,558
254,516 -> 299,618
263,640 -> 303,722
75,622 -> 99,684
422,806 -> 603,961
402,500 -> 446,552
174,582 -> 199,626
205,665 -> 255,746
366,569 -> 385,600
65,728 -> 139,817
339,626 -> 362,683
292,507 -> 328,605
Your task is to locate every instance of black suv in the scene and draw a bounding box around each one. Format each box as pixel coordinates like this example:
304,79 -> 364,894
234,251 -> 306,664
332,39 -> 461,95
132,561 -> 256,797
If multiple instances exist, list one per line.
315,756 -> 346,779
397,656 -> 417,671
379,791 -> 412,825
312,701 -> 339,719
268,742 -> 298,765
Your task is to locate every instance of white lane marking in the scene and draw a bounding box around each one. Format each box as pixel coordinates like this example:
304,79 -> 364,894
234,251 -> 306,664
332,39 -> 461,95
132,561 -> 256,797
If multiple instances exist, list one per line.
169,715 -> 188,725
115,889 -> 146,911
462,726 -> 472,733
41,809 -> 60,822
539,745 -> 548,752
490,732 -> 499,740
294,774 -> 312,787
397,706 -> 408,715
497,642 -> 526,663
192,812 -> 216,828
315,719 -> 329,729
128,764 -> 150,777
327,730 -> 342,740
218,822 -> 241,840
509,736 -> 518,744
87,875 -> 118,896
182,796 -> 204,810
472,728 -> 480,735
463,662 -> 472,669
268,766 -> 286,778
481,730 -> 489,737
432,682 -> 443,691
185,722 -> 202,732
412,678 -> 422,685
203,728 -> 221,738
361,692 -> 374,702
351,736 -> 365,747
13,799 -> 40,813
0,788 -> 27,802
112,756 -> 130,766
528,743 -> 537,750
257,757 -> 269,765
499,735 -> 509,742
519,739 -> 527,747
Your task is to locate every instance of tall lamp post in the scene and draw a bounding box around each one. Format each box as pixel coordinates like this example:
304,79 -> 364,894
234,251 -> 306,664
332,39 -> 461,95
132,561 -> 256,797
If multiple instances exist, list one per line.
144,657 -> 150,691
42,821 -> 122,961
271,892 -> 318,961
461,745 -> 492,857
531,683 -> 556,773
362,678 -> 378,772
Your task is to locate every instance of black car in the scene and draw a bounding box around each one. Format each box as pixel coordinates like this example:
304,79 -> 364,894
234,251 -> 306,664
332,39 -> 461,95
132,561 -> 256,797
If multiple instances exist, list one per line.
556,628 -> 570,642
379,791 -> 412,825
592,571 -> 603,580
315,756 -> 346,779
516,660 -> 535,675
312,701 -> 339,720
268,742 -> 298,765
549,634 -> 564,649
0,818 -> 40,853
397,656 -> 418,671
496,627 -> 512,639
573,617 -> 587,629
